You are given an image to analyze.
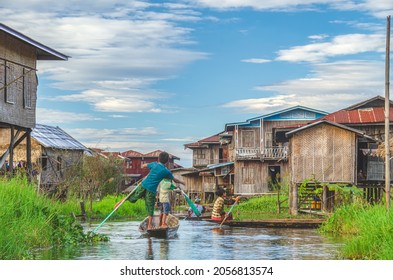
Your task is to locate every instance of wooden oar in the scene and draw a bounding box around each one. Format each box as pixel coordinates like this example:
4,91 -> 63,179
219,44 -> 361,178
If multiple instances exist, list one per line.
92,177 -> 144,233
220,196 -> 241,227
179,187 -> 201,217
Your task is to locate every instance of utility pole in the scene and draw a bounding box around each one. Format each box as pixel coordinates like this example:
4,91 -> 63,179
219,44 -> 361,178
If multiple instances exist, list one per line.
385,15 -> 391,209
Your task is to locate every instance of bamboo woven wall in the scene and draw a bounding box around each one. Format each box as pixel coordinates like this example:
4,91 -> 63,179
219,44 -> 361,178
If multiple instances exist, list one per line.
290,123 -> 356,184
0,128 -> 42,163
0,32 -> 37,128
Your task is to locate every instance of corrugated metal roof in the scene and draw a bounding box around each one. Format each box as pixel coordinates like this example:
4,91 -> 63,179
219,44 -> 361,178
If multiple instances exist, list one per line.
320,107 -> 393,124
121,150 -> 144,157
31,124 -> 87,150
207,162 -> 234,169
121,149 -> 180,160
0,23 -> 68,60
144,150 -> 180,160
184,133 -> 223,148
225,105 -> 328,128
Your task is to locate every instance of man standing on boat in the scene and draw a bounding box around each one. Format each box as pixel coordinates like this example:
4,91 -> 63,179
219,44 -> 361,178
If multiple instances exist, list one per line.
127,151 -> 185,230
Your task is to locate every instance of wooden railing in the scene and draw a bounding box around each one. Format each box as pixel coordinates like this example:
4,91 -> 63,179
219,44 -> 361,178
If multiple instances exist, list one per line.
236,148 -> 260,159
261,146 -> 288,160
236,146 -> 288,160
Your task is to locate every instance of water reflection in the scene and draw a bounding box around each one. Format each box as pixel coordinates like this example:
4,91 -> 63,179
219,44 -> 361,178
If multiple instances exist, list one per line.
33,220 -> 343,260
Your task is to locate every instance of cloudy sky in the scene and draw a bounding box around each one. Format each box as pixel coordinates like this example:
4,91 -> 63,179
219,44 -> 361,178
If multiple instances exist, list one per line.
1,0 -> 392,166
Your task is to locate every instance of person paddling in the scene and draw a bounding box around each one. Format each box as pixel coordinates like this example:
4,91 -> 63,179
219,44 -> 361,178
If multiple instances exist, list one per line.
126,151 -> 185,230
211,187 -> 232,222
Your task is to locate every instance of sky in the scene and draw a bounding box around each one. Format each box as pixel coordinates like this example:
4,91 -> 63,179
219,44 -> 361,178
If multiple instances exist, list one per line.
1,0 -> 392,167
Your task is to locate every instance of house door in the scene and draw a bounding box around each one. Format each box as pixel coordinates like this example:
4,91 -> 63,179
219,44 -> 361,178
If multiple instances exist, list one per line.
268,166 -> 281,191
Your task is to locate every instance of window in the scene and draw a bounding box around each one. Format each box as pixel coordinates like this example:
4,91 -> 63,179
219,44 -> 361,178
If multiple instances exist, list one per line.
5,61 -> 18,104
265,131 -> 272,147
23,68 -> 34,109
41,156 -> 48,170
195,149 -> 206,159
57,156 -> 63,171
241,130 -> 255,148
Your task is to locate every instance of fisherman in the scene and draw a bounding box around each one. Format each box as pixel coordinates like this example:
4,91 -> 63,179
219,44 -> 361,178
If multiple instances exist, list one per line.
127,151 -> 185,230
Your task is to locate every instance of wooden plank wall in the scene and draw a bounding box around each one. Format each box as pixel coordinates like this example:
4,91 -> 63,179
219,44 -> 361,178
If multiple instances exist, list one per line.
0,32 -> 37,128
235,161 -> 289,194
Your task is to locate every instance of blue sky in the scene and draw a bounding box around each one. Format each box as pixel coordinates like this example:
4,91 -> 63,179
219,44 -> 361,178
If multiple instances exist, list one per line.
1,1 -> 392,167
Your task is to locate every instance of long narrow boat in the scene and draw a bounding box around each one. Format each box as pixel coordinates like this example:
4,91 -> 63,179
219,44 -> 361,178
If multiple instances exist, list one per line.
139,213 -> 179,238
206,218 -> 324,229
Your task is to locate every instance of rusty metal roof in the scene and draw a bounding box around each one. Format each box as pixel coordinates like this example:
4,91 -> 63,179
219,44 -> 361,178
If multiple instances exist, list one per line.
121,149 -> 180,160
143,150 -> 180,160
121,150 -> 143,157
319,107 -> 393,124
32,124 -> 88,150
184,133 -> 223,148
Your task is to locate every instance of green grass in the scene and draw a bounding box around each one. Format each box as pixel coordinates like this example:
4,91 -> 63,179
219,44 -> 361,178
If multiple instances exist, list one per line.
232,194 -> 309,220
90,194 -> 147,220
320,203 -> 393,259
0,176 -> 108,260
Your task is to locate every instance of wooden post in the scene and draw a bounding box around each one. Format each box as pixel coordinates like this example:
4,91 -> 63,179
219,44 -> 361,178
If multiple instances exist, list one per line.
80,201 -> 86,219
322,185 -> 328,212
385,15 -> 391,209
289,182 -> 298,215
9,126 -> 14,174
26,129 -> 32,183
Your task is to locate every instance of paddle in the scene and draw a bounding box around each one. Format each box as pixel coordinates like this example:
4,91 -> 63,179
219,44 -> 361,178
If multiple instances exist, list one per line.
92,177 -> 144,233
220,196 -> 241,227
178,187 -> 201,217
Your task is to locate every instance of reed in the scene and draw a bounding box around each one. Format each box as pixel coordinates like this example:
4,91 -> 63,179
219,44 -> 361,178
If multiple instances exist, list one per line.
320,203 -> 393,259
0,176 -> 107,260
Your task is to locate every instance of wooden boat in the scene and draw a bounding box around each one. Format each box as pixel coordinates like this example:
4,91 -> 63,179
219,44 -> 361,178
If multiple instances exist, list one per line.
175,213 -> 211,220
139,213 -> 179,238
206,218 -> 324,229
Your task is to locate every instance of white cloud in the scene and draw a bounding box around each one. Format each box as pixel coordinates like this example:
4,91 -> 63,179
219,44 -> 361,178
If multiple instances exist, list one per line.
51,88 -> 169,113
223,60 -> 385,113
64,126 -> 193,166
191,0 -> 393,18
0,3 -> 208,114
277,33 -> 385,63
241,58 -> 271,63
36,108 -> 101,124
308,34 -> 329,41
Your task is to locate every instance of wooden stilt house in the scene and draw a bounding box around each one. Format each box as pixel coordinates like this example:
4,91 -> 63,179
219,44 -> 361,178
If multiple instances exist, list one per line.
223,106 -> 328,196
286,120 -> 376,214
0,23 -> 68,178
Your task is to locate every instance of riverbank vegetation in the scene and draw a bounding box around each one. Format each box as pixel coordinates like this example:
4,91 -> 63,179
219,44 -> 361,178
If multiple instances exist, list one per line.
319,202 -> 393,259
0,176 -> 108,260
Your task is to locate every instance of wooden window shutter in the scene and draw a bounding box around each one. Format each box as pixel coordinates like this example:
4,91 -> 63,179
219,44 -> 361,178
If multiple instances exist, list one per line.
5,61 -> 18,104
23,68 -> 33,109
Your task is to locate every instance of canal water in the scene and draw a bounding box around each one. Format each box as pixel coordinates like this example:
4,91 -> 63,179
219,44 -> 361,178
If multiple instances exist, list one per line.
35,219 -> 343,260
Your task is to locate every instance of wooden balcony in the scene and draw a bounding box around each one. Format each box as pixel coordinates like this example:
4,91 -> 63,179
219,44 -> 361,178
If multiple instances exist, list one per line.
261,146 -> 288,160
236,146 -> 288,161
236,148 -> 260,159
